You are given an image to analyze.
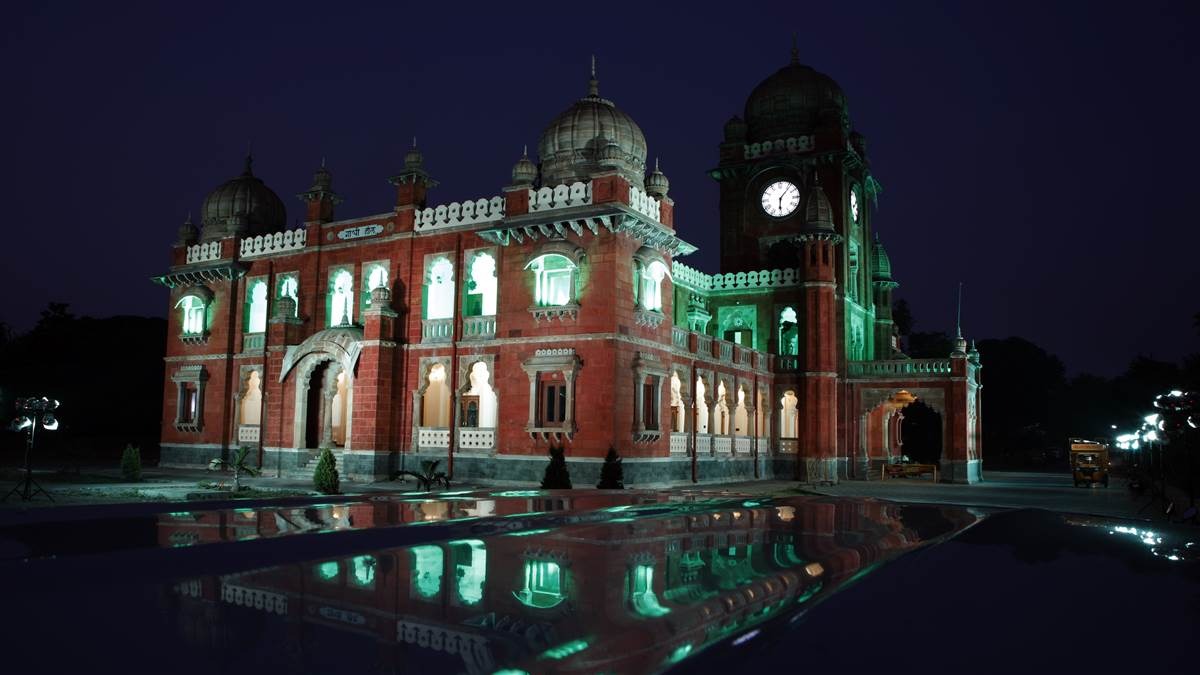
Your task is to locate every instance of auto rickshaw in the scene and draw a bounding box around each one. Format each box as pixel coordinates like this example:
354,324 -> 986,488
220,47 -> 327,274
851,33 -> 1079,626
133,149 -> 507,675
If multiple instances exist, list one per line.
1070,441 -> 1110,487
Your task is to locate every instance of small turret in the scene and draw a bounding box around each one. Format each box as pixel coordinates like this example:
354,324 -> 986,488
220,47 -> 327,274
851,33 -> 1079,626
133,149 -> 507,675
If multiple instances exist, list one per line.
803,171 -> 835,233
176,213 -> 198,246
645,158 -> 670,199
511,145 -> 538,186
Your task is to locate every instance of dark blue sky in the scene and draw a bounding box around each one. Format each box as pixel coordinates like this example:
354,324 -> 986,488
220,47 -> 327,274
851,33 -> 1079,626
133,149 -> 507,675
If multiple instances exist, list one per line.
2,1 -> 1197,375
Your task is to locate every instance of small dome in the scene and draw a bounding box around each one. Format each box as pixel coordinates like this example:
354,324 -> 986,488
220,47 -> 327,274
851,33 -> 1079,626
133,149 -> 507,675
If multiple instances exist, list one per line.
871,233 -> 893,281
744,56 -> 848,142
308,160 -> 333,192
803,174 -> 834,232
200,155 -> 286,239
723,115 -> 748,142
645,158 -> 669,199
537,67 -> 648,188
511,146 -> 538,185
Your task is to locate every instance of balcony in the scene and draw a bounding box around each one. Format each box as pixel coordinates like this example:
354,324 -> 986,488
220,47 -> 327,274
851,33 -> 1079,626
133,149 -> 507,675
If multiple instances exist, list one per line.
461,315 -> 496,341
847,358 -> 953,378
421,318 -> 453,344
458,427 -> 495,451
671,326 -> 688,349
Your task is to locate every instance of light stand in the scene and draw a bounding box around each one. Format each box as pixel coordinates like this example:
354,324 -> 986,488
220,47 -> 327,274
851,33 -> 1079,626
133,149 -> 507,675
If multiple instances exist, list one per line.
3,397 -> 59,503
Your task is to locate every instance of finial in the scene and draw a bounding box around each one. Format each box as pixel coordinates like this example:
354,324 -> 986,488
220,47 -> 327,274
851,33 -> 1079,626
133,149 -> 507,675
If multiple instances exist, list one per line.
243,141 -> 254,175
587,54 -> 599,96
522,144 -> 528,158
412,136 -> 417,148
655,157 -> 660,172
185,211 -> 192,224
791,32 -> 799,64
321,156 -> 326,168
955,281 -> 964,340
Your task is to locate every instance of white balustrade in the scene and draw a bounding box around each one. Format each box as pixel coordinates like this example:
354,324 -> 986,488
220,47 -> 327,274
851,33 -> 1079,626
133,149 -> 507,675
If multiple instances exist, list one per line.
734,437 -> 752,455
695,335 -> 713,356
185,241 -> 222,264
417,427 -> 450,449
743,135 -> 815,159
848,359 -> 953,377
237,425 -> 260,444
628,185 -> 662,222
718,341 -> 733,362
696,434 -> 712,455
671,261 -> 800,293
415,196 -> 506,232
239,228 -> 307,258
461,315 -> 496,340
528,181 -> 592,212
670,433 -> 689,455
458,427 -> 494,450
713,436 -> 732,455
421,318 -> 454,343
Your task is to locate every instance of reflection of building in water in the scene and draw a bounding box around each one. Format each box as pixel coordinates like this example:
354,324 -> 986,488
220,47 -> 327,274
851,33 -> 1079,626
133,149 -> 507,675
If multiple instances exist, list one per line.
160,497 -> 976,673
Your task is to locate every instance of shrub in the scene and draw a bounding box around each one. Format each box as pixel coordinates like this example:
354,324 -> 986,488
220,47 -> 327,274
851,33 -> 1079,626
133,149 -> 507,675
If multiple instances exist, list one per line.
120,444 -> 142,482
207,446 -> 259,491
313,448 -> 340,494
596,446 -> 624,489
540,445 -> 572,489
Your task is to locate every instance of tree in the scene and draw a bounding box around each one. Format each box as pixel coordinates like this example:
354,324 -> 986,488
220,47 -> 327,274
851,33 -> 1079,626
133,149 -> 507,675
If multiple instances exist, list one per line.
120,444 -> 142,482
313,448 -> 340,494
907,331 -> 954,358
208,446 -> 260,491
893,298 -> 914,336
540,445 -> 572,489
596,447 -> 624,489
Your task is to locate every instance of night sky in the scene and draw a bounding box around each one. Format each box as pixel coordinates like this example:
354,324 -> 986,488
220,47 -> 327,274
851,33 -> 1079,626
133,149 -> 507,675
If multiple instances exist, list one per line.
2,1 -> 1196,376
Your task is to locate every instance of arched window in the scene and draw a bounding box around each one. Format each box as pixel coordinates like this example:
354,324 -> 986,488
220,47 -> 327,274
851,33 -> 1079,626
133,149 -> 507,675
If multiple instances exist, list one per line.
450,540 -> 487,606
639,260 -> 669,312
514,559 -> 564,609
670,372 -> 685,432
364,263 -> 388,307
733,385 -> 748,436
463,361 -> 497,428
422,363 -> 450,427
695,376 -> 709,433
176,295 -> 207,335
278,274 -> 299,317
246,280 -> 268,333
780,391 -> 799,438
779,307 -> 799,356
329,268 -> 354,327
629,563 -> 670,618
411,545 -> 443,600
466,252 -> 498,316
526,254 -> 576,307
424,257 -> 456,320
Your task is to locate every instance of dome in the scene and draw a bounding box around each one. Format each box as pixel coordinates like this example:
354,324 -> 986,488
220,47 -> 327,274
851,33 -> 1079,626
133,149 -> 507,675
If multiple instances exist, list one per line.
871,233 -> 894,281
537,68 -> 648,188
803,175 -> 835,232
645,158 -> 669,199
200,155 -> 286,239
744,53 -> 848,142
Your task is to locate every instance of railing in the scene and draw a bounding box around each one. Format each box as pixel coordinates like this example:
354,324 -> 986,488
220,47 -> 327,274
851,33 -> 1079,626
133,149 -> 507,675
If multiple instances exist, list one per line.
461,315 -> 496,340
737,348 -> 752,366
776,355 -> 800,371
239,228 -> 306,258
415,196 -> 506,232
528,181 -> 592,212
743,135 -> 815,159
712,436 -> 732,455
242,332 -> 265,352
696,434 -> 712,455
421,318 -> 453,343
734,437 -> 752,455
417,427 -> 450,448
237,425 -> 260,444
718,341 -> 733,362
695,334 -> 713,356
628,185 -> 662,222
670,433 -> 689,455
185,241 -> 222,264
671,326 -> 688,349
670,260 -> 801,293
848,358 -> 953,377
458,427 -> 494,450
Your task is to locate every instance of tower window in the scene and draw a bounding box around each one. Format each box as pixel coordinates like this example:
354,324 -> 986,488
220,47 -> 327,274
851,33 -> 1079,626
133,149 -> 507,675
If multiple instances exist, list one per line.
176,295 -> 208,336
639,260 -> 669,312
328,268 -> 354,327
277,274 -> 299,317
527,254 -> 576,307
465,251 -> 498,316
245,279 -> 268,333
424,256 -> 456,320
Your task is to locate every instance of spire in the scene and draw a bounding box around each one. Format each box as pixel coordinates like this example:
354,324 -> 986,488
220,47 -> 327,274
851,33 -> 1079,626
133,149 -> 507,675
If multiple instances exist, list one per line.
955,281 -> 963,340
242,141 -> 254,175
412,136 -> 417,148
587,54 -> 599,97
791,32 -> 799,64
522,144 -> 528,158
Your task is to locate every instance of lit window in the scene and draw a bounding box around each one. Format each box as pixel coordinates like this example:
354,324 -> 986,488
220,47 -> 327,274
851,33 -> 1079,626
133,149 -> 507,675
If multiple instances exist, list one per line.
278,275 -> 299,316
514,559 -> 564,609
328,268 -> 354,326
315,560 -> 339,582
779,307 -> 798,356
180,383 -> 198,423
629,563 -> 670,617
639,260 -> 669,312
176,295 -> 207,335
364,264 -> 388,307
450,539 -> 487,606
424,257 -> 456,320
351,555 -> 376,588
411,545 -> 443,600
527,254 -> 575,307
245,280 -> 268,333
465,252 -> 498,316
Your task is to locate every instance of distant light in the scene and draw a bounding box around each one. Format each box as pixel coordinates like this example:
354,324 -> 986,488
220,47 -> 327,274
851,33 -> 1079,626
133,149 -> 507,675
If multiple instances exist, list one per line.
731,629 -> 762,646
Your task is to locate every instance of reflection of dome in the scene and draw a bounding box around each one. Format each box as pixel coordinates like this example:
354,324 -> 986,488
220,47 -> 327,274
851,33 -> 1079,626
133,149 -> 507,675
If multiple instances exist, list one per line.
537,65 -> 647,188
744,50 -> 848,142
871,233 -> 893,281
200,155 -> 286,239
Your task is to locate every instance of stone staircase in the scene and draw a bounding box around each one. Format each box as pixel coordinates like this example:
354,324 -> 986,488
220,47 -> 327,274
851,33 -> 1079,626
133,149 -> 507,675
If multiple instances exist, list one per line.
284,449 -> 343,480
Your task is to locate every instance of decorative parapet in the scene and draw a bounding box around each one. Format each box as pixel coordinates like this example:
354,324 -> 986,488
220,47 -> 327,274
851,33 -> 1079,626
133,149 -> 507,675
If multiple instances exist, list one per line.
239,228 -> 306,258
529,303 -> 579,324
671,326 -> 688,349
461,315 -> 496,341
848,358 -> 953,378
717,340 -> 733,362
415,196 -> 506,232
458,427 -> 494,451
628,185 -> 662,222
777,355 -> 800,371
743,135 -> 815,159
242,332 -> 265,353
421,318 -> 453,344
528,181 -> 592,212
634,309 -> 666,328
696,334 -> 713,355
185,241 -> 222,264
480,212 -> 695,258
417,427 -> 450,449
670,261 -> 800,293
669,433 -> 689,455
737,348 -> 752,366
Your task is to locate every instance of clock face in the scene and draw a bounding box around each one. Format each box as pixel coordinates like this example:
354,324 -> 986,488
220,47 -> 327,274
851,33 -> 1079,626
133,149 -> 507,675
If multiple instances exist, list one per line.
850,189 -> 860,222
761,180 -> 800,218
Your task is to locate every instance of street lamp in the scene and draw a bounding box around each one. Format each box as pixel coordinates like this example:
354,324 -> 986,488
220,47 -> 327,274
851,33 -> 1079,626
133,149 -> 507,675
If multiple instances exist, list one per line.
1151,390 -> 1198,516
3,396 -> 60,502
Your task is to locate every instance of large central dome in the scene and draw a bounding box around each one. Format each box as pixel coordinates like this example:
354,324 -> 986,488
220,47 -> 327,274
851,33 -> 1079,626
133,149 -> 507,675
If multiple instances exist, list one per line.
537,70 -> 647,189
744,53 -> 848,142
200,155 -> 287,240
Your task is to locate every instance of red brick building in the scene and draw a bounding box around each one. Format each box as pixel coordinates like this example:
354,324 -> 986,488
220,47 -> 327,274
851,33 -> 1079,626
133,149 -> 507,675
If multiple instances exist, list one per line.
154,53 -> 982,484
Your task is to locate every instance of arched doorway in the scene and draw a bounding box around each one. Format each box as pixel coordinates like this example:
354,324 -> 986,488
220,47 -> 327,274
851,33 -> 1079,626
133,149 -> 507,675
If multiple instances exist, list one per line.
900,400 -> 942,465
279,327 -> 363,453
